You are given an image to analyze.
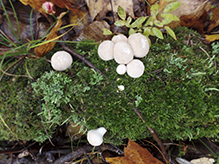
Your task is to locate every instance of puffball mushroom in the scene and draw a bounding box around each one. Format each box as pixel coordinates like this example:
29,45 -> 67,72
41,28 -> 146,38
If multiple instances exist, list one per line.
114,41 -> 134,64
116,64 -> 127,75
112,34 -> 127,43
51,51 -> 73,71
87,127 -> 107,146
98,40 -> 114,61
127,59 -> 145,78
128,33 -> 150,58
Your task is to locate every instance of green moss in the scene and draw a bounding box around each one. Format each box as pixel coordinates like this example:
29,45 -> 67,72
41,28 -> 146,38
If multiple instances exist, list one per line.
0,27 -> 219,145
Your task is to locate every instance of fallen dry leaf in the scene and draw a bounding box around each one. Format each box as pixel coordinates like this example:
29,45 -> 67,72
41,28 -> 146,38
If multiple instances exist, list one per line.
34,12 -> 66,57
207,7 -> 219,33
19,0 -> 76,14
73,20 -> 111,41
204,33 -> 219,43
106,140 -> 163,164
69,9 -> 90,34
85,0 -> 134,21
158,0 -> 212,32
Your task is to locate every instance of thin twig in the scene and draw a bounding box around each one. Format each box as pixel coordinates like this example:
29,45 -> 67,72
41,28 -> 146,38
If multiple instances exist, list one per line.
62,45 -> 108,79
134,107 -> 169,163
0,55 -> 26,81
0,66 -> 29,80
199,46 -> 217,72
144,140 -> 168,163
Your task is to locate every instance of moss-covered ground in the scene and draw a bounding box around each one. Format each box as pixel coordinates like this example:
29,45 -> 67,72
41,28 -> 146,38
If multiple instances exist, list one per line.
0,26 -> 219,145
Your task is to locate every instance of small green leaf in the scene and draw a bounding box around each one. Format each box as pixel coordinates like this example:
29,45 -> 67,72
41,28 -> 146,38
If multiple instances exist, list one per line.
130,17 -> 147,28
152,27 -> 163,39
161,13 -> 179,24
154,20 -> 163,27
127,16 -> 132,24
129,28 -> 135,35
164,26 -> 177,40
117,6 -> 126,20
114,20 -> 127,27
143,27 -> 151,37
163,2 -> 181,13
144,16 -> 153,26
103,28 -> 113,35
150,3 -> 161,16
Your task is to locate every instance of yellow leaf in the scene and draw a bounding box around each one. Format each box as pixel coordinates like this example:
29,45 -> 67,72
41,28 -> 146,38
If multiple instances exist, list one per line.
205,34 -> 219,43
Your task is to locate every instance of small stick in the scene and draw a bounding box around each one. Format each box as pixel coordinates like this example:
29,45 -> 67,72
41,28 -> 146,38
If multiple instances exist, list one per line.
62,44 -> 108,79
134,107 -> 169,163
199,46 -> 217,72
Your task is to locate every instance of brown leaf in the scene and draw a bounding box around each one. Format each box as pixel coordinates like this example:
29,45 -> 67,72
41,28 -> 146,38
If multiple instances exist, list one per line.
73,20 -> 111,41
86,0 -> 134,21
69,9 -> 90,34
19,0 -> 76,14
106,157 -> 135,164
34,12 -> 66,57
106,140 -> 163,164
207,7 -> 219,33
158,0 -> 212,32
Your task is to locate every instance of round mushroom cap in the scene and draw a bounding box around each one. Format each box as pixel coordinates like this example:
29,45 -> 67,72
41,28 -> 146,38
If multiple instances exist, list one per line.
87,127 -> 107,147
98,40 -> 114,61
128,33 -> 150,58
114,41 -> 134,64
116,64 -> 127,75
51,51 -> 73,71
112,34 -> 128,43
127,59 -> 145,78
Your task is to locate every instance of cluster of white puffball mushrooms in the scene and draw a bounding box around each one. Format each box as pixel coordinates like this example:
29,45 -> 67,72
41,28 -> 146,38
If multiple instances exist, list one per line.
98,33 -> 150,78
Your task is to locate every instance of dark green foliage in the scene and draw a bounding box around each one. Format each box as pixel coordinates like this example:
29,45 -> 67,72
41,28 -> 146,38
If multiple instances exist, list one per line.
0,27 -> 219,145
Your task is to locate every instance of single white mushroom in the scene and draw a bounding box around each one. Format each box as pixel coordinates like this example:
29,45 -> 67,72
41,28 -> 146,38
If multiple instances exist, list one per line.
116,64 -> 127,75
113,41 -> 134,64
112,34 -> 127,43
98,40 -> 114,61
87,127 -> 107,146
128,33 -> 150,58
51,51 -> 73,71
118,85 -> 125,91
127,59 -> 145,78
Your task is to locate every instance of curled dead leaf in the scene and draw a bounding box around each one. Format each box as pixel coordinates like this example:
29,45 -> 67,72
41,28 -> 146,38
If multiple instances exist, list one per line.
34,12 -> 66,57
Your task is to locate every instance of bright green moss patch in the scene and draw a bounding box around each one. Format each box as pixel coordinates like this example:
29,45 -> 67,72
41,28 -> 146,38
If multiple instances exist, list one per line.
0,27 -> 219,145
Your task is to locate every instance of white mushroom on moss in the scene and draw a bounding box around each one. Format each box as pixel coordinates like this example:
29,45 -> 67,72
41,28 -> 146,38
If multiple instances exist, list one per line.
51,51 -> 73,71
127,59 -> 145,78
113,41 -> 134,64
128,33 -> 150,58
112,34 -> 127,43
116,64 -> 127,75
87,127 -> 107,147
98,40 -> 114,61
